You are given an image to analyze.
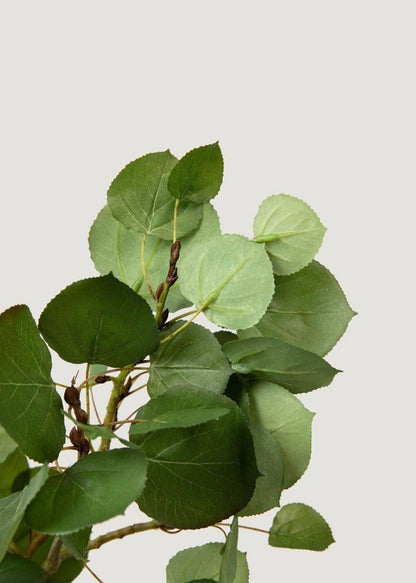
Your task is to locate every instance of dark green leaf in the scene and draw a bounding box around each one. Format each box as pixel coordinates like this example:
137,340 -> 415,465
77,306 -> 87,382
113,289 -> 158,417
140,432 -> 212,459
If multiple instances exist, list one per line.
219,516 -> 239,583
214,331 -> 238,346
130,388 -> 258,529
45,557 -> 83,582
0,448 -> 28,498
147,321 -> 232,397
253,194 -> 326,275
179,234 -> 274,330
166,543 -> 249,583
239,261 -> 356,356
168,143 -> 224,203
0,426 -> 16,464
25,449 -> 147,534
223,337 -> 339,393
107,150 -> 203,240
247,381 -> 314,488
269,503 -> 334,551
39,274 -> 159,367
60,527 -> 91,561
0,463 -> 49,562
0,305 -> 65,462
0,552 -> 45,583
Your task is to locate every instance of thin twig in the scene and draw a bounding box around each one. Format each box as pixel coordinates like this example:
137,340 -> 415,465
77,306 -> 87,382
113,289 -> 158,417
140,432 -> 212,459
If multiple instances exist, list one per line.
87,520 -> 163,551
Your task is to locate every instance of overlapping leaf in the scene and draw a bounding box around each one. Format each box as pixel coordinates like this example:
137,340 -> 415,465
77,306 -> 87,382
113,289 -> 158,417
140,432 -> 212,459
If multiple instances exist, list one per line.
0,553 -> 45,583
179,234 -> 274,329
0,426 -> 16,465
147,321 -> 232,397
240,261 -> 356,355
247,381 -> 314,488
107,150 -> 203,240
166,542 -> 249,583
219,516 -> 239,583
223,337 -> 339,393
0,463 -> 49,562
253,194 -> 326,275
0,305 -> 65,462
168,143 -> 224,203
129,388 -> 258,529
269,503 -> 334,551
0,448 -> 28,498
25,449 -> 147,534
39,274 -> 159,366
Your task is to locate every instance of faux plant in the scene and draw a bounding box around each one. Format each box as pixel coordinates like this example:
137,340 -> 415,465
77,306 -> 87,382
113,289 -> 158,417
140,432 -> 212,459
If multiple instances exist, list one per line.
0,143 -> 355,582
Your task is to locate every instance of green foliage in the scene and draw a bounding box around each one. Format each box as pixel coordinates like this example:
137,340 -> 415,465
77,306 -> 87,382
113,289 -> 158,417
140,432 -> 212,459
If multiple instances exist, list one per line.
0,143 -> 354,580
268,503 -> 335,551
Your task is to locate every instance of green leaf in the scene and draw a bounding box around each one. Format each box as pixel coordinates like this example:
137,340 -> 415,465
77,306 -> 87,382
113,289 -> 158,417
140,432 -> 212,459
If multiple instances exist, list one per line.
0,463 -> 48,562
60,527 -> 91,561
223,337 -> 339,393
147,321 -> 232,397
214,331 -> 238,346
167,143 -> 224,203
179,234 -> 274,329
39,274 -> 159,367
253,194 -> 326,275
247,381 -> 315,488
166,543 -> 249,583
130,407 -> 230,435
88,206 -> 191,313
25,449 -> 147,535
0,552 -> 45,583
0,448 -> 28,498
180,202 -> 221,251
239,261 -> 356,356
0,305 -> 65,462
219,516 -> 239,583
45,557 -> 83,582
107,150 -> 203,240
129,388 -> 258,529
239,408 -> 284,516
0,426 -> 16,465
269,503 -> 334,551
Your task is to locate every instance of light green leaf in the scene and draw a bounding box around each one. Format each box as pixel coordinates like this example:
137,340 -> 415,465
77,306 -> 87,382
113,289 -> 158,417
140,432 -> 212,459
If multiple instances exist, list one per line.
0,305 -> 65,462
180,202 -> 221,251
247,381 -> 314,488
0,426 -> 16,465
167,143 -> 224,203
239,408 -> 284,516
166,543 -> 249,583
0,463 -> 48,562
148,321 -> 232,397
239,261 -> 356,356
130,388 -> 258,529
223,337 -> 339,393
25,449 -> 147,535
88,206 -> 190,313
0,448 -> 28,498
219,516 -> 239,583
253,194 -> 326,275
39,274 -> 159,367
0,552 -> 45,583
179,234 -> 274,330
269,503 -> 334,551
60,527 -> 91,561
107,150 -> 203,240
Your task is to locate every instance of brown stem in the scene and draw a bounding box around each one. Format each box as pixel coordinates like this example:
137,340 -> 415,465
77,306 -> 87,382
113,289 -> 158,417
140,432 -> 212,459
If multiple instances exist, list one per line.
87,520 -> 163,551
24,531 -> 49,559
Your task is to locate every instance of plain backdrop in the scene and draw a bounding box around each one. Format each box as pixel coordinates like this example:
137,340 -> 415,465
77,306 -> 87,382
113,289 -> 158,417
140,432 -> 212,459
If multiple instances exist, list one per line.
0,1 -> 414,582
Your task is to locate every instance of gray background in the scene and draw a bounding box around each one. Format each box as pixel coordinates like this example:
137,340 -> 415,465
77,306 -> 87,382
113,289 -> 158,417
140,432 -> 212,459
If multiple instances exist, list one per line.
0,1 -> 414,581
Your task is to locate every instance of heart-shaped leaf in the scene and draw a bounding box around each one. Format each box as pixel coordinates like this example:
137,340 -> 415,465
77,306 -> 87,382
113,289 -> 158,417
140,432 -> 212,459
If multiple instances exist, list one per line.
269,503 -> 334,551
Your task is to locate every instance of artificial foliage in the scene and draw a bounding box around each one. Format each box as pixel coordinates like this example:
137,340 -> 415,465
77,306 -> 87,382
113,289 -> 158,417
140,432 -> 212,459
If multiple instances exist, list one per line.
0,142 -> 355,582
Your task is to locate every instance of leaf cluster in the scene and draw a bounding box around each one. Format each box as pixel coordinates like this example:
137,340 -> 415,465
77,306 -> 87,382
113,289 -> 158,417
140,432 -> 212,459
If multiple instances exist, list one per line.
0,143 -> 354,581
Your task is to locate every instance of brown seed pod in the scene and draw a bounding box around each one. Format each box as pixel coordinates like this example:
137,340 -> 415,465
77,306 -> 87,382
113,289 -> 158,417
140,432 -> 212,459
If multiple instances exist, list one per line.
64,385 -> 81,408
170,240 -> 181,264
156,283 -> 165,301
75,408 -> 88,425
80,437 -> 90,456
94,375 -> 110,384
69,426 -> 84,447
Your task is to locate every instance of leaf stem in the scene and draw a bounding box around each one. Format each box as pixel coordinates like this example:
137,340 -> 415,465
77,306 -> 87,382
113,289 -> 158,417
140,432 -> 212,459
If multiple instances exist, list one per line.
167,308 -> 198,324
87,520 -> 163,551
43,537 -> 63,575
160,305 -> 205,344
24,531 -> 49,559
218,522 -> 269,535
99,368 -> 132,451
173,199 -> 180,242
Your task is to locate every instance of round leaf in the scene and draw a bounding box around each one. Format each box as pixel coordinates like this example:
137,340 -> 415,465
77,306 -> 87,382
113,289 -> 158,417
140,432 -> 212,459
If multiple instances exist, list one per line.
147,321 -> 232,397
0,305 -> 65,462
269,503 -> 334,551
247,381 -> 315,488
167,142 -> 224,203
25,449 -> 147,534
240,261 -> 356,356
0,553 -> 45,583
166,543 -> 249,583
253,194 -> 326,275
107,150 -> 203,240
179,234 -> 274,330
129,388 -> 258,529
39,274 -> 159,366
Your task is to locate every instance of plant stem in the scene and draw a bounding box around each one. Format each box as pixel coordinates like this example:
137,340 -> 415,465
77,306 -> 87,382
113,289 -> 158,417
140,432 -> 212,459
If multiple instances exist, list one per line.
141,235 -> 156,300
99,368 -> 131,451
43,537 -> 63,575
218,522 -> 269,535
24,531 -> 49,559
87,520 -> 163,551
173,199 -> 180,242
160,305 -> 205,344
